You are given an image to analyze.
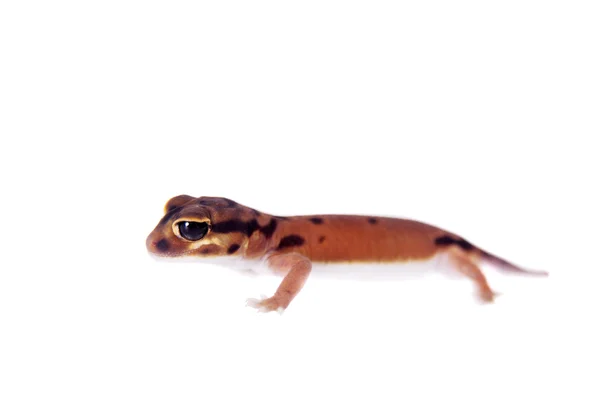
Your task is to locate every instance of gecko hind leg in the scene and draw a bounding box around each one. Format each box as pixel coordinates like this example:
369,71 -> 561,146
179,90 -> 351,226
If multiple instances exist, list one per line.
447,249 -> 498,303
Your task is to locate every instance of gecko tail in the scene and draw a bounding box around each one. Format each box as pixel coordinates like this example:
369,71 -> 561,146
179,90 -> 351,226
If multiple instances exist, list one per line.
434,235 -> 549,276
479,249 -> 549,276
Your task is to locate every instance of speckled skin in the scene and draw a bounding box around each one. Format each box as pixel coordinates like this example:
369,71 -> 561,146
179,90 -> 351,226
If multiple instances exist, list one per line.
146,196 -> 548,312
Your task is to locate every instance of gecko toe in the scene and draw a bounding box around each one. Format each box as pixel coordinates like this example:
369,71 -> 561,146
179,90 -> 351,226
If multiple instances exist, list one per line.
246,297 -> 271,313
245,296 -> 287,314
245,298 -> 260,308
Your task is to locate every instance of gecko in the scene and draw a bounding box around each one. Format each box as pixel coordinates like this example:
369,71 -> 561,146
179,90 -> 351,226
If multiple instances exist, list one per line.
146,195 -> 548,313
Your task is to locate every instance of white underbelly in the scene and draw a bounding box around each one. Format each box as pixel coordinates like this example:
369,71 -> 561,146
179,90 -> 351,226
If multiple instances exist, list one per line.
180,253 -> 453,281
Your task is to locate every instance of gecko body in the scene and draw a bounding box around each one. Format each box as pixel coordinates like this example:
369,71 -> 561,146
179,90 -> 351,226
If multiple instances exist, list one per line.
146,195 -> 547,312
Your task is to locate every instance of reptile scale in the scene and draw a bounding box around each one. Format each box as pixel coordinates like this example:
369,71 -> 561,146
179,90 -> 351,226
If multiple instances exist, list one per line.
146,195 -> 548,313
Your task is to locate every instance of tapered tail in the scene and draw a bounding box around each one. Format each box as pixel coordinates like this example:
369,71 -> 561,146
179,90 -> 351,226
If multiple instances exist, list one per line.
479,250 -> 548,276
434,235 -> 549,276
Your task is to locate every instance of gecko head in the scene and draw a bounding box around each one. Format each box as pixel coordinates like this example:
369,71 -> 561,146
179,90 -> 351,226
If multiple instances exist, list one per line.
146,195 -> 253,258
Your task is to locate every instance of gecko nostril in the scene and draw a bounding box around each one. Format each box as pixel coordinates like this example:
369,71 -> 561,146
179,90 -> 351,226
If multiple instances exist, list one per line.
155,239 -> 170,252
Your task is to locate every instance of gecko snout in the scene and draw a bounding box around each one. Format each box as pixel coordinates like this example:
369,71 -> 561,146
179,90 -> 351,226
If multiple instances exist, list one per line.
146,234 -> 170,254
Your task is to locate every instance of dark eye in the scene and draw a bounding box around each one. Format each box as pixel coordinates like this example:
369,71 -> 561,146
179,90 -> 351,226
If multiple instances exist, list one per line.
177,221 -> 209,241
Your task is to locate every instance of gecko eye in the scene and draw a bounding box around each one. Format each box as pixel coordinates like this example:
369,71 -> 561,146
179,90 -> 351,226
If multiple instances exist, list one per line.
177,221 -> 209,241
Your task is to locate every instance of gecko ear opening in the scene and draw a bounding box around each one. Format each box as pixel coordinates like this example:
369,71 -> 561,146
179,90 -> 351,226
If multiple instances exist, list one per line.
164,195 -> 195,213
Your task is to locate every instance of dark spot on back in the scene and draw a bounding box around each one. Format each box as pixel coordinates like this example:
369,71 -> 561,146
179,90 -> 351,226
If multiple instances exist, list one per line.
456,239 -> 474,251
309,217 -> 324,224
318,236 -> 326,244
247,219 -> 259,236
227,244 -> 241,254
434,235 -> 474,251
276,235 -> 305,250
259,218 -> 278,239
276,216 -> 289,221
368,218 -> 378,224
155,239 -> 170,252
434,236 -> 455,246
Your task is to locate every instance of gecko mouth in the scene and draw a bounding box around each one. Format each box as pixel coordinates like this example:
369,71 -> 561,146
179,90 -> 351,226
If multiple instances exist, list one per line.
146,236 -> 209,259
147,252 -> 201,263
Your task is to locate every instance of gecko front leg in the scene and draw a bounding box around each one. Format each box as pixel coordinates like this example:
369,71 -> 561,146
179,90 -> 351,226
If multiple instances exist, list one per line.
246,253 -> 312,313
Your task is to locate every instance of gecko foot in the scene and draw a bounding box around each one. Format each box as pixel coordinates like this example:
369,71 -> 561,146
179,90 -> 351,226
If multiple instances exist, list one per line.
246,296 -> 287,314
479,289 -> 502,303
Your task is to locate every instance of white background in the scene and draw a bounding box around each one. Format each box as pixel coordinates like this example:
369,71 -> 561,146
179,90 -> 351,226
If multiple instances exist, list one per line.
1,1 -> 599,399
